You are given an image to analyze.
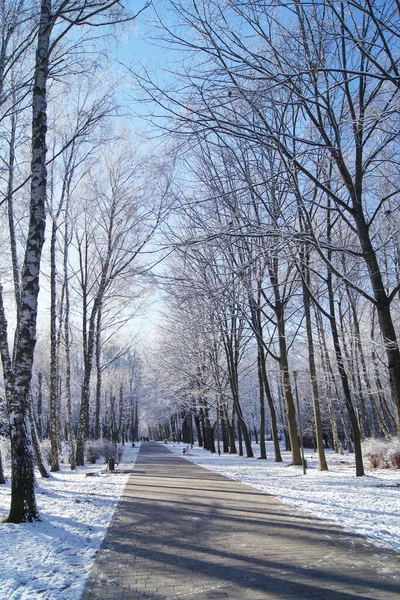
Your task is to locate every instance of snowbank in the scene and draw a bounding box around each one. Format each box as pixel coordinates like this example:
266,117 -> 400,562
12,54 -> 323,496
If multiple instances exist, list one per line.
0,443 -> 139,600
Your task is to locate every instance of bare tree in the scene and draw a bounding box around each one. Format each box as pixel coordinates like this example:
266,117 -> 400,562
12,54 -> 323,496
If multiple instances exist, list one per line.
133,0 -> 400,437
73,144 -> 170,465
0,0 -> 149,523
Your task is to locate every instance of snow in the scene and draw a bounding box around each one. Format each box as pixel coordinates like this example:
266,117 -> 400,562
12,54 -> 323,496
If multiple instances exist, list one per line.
0,443 -> 139,600
1,440 -> 399,600
165,441 -> 400,553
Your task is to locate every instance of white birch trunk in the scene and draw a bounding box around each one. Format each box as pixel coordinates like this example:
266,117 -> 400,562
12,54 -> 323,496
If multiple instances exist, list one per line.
6,0 -> 52,522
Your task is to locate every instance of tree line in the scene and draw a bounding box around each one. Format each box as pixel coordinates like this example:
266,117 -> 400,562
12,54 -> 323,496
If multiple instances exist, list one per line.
0,0 -> 175,522
139,0 -> 400,478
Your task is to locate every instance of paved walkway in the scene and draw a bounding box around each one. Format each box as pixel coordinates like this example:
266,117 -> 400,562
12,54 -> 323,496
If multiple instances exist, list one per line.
82,442 -> 399,600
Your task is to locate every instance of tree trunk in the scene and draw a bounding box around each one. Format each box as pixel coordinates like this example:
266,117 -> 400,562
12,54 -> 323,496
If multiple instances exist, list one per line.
49,218 -> 60,472
3,0 -> 52,522
344,297 -> 392,440
76,295 -> 102,464
0,451 -> 5,485
63,205 -> 75,469
237,413 -> 244,456
118,384 -> 124,443
301,264 -> 328,471
6,107 -> 21,326
353,210 -> 400,435
259,349 -> 282,462
315,310 -> 342,454
226,348 -> 254,457
257,348 -> 267,459
37,372 -> 43,441
248,293 -> 281,460
204,405 -> 215,453
193,409 -> 203,447
270,265 -> 302,465
220,403 -> 229,453
338,297 -> 366,440
340,407 -> 354,454
29,403 -> 50,478
94,306 -> 102,439
327,272 -> 364,475
371,309 -> 396,432
226,405 -> 237,454
199,403 -> 207,449
253,426 -> 258,444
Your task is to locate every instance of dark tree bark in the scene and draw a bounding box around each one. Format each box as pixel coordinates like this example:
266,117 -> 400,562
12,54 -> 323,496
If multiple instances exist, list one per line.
49,216 -> 60,472
346,286 -> 393,439
257,328 -> 282,462
338,297 -> 367,440
299,239 -> 328,471
37,372 -> 43,440
193,405 -> 203,447
220,404 -> 229,453
225,405 -> 237,454
1,0 -> 52,522
222,318 -> 254,458
370,309 -> 396,433
315,310 -> 342,455
0,450 -> 5,485
256,349 -> 267,459
236,412 -> 244,456
6,108 -> 20,328
327,270 -> 364,476
76,288 -> 104,464
29,403 -> 50,478
63,197 -> 76,469
204,404 -> 215,453
94,306 -> 102,440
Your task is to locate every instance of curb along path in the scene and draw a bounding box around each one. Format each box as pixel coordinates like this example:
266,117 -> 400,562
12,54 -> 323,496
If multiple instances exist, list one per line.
82,441 -> 399,600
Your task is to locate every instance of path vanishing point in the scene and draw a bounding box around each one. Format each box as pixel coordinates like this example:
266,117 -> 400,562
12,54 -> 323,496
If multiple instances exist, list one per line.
82,441 -> 400,600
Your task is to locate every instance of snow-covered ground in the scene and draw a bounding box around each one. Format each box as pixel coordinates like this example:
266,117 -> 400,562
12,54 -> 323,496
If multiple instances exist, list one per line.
0,443 -> 139,600
166,441 -> 400,553
1,441 -> 399,600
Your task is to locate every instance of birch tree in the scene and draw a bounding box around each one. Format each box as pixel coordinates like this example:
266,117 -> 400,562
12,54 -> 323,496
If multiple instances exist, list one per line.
73,144 -> 170,465
0,0 -> 149,523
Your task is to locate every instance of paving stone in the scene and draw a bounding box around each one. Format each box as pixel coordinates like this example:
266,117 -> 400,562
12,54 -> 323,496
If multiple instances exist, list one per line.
82,442 -> 400,600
